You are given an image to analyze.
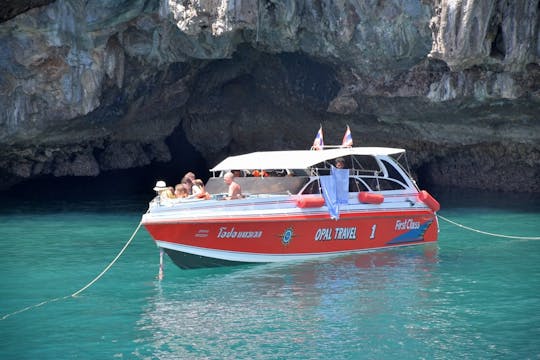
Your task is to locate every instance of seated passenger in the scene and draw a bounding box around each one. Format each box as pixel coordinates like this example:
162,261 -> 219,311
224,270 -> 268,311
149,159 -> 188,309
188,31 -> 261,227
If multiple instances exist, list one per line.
224,171 -> 243,200
335,157 -> 353,175
251,169 -> 268,177
165,186 -> 176,199
181,175 -> 193,195
191,179 -> 212,200
153,180 -> 167,195
191,179 -> 203,196
184,172 -> 196,181
174,184 -> 189,198
335,158 -> 345,169
153,181 -> 175,202
192,179 -> 210,199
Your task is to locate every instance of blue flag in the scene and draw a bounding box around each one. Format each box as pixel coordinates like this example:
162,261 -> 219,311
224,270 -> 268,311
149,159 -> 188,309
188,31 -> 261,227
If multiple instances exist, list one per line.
320,166 -> 349,219
332,166 -> 349,205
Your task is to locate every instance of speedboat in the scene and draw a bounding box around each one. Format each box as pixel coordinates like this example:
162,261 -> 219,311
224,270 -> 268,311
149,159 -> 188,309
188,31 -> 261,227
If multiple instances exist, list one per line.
142,146 -> 440,269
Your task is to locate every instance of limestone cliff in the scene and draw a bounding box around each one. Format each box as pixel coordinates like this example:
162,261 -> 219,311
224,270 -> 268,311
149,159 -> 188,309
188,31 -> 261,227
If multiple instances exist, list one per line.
0,0 -> 539,192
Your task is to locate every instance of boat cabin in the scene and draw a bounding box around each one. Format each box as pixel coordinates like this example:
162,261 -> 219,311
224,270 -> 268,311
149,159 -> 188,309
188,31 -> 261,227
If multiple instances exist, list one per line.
205,147 -> 416,196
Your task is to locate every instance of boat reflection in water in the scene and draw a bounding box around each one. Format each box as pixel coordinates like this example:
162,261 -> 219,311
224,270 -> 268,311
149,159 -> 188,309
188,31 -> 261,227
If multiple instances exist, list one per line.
136,244 -> 439,357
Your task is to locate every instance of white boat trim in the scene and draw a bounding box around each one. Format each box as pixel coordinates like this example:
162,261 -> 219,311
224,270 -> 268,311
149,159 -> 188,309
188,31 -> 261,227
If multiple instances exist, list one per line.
210,147 -> 405,172
155,240 -> 427,263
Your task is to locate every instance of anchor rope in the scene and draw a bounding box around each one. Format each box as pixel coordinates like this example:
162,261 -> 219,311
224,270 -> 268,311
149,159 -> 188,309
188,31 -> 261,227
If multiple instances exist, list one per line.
1,221 -> 142,321
437,214 -> 540,240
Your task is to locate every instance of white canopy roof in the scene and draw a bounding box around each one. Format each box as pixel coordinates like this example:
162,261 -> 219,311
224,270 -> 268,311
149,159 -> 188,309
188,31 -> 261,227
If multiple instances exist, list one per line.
210,147 -> 405,172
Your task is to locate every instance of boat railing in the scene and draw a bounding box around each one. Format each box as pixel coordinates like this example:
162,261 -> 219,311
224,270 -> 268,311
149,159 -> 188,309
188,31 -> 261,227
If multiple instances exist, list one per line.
309,167 -> 381,176
205,176 -> 310,196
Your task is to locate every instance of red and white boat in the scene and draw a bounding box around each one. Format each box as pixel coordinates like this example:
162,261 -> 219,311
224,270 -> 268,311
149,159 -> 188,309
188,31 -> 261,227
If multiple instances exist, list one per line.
142,146 -> 440,269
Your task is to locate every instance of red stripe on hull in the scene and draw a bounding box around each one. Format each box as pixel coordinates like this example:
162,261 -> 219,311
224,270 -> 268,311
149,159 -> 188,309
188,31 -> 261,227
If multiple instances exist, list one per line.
144,210 -> 438,256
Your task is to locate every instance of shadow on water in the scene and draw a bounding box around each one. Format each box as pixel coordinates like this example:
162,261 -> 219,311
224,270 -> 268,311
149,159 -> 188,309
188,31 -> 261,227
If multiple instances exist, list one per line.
429,186 -> 540,212
152,243 -> 440,297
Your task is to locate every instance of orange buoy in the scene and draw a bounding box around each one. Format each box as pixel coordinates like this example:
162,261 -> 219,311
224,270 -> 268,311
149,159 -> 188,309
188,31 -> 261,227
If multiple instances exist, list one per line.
358,192 -> 384,204
418,190 -> 440,212
295,196 -> 326,208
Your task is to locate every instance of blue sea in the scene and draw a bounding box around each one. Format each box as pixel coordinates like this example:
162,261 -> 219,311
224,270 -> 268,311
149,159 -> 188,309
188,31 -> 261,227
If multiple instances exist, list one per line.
1,190 -> 539,359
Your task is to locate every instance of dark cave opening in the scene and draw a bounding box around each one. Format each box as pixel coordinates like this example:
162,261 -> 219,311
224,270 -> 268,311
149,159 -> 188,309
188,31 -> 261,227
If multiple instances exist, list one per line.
0,126 -> 208,201
490,24 -> 506,60
0,46 -> 345,201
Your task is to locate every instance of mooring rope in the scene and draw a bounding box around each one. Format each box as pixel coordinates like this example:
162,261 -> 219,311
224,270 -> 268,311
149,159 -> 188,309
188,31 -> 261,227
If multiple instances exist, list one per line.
1,222 -> 142,321
437,214 -> 540,240
71,222 -> 142,296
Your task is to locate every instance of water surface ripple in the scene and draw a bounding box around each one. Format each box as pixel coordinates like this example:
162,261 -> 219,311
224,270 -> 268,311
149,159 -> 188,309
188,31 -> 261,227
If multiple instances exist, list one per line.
1,192 -> 539,359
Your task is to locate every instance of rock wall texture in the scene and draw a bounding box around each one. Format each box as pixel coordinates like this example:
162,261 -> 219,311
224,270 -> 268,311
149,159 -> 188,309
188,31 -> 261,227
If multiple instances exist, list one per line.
0,0 -> 539,192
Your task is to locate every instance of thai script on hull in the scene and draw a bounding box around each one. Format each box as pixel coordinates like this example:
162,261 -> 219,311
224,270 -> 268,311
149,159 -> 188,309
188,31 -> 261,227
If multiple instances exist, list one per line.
218,227 -> 263,239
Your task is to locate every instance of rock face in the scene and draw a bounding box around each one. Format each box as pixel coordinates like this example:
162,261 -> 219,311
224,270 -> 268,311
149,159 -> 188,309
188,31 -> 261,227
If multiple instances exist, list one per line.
0,0 -> 539,192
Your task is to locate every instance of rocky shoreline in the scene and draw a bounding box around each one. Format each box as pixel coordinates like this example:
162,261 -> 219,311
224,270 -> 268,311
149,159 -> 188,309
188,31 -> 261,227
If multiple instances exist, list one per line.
1,0 -> 538,192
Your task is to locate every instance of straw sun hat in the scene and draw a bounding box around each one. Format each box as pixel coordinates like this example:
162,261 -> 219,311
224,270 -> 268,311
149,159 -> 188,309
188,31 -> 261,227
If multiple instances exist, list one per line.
153,180 -> 167,191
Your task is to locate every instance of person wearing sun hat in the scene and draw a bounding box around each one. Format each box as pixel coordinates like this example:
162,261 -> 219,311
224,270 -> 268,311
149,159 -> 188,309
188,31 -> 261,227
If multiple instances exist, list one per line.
153,180 -> 174,202
153,180 -> 167,192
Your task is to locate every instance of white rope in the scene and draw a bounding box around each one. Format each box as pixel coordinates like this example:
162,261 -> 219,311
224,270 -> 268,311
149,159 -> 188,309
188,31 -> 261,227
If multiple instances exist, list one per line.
437,214 -> 540,240
1,222 -> 142,321
0,296 -> 68,321
71,222 -> 142,296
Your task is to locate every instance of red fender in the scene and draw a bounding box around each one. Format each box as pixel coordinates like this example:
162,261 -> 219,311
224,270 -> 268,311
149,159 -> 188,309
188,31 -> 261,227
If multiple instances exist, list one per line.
358,192 -> 384,204
295,196 -> 326,208
418,190 -> 440,212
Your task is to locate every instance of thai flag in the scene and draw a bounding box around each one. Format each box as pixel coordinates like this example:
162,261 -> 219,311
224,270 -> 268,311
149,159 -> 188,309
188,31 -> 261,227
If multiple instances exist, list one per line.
312,126 -> 324,150
341,125 -> 353,147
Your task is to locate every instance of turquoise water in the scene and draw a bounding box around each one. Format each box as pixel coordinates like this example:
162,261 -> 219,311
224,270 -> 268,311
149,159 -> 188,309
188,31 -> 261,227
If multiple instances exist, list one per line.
1,191 -> 539,359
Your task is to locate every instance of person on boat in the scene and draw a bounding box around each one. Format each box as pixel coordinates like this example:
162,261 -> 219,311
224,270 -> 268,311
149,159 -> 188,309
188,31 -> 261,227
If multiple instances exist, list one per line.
181,175 -> 193,195
224,171 -> 243,200
183,172 -> 207,196
184,172 -> 196,181
192,179 -> 210,199
232,170 -> 242,178
153,180 -> 167,194
251,169 -> 268,177
191,178 -> 204,196
153,181 -> 175,202
174,184 -> 189,198
335,158 -> 345,169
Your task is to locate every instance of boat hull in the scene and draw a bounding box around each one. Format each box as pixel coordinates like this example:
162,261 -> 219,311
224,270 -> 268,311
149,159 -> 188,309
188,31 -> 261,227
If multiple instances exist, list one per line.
144,209 -> 438,269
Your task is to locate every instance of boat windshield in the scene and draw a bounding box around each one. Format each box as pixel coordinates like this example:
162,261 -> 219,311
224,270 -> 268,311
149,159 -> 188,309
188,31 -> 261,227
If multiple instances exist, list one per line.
310,155 -> 381,176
